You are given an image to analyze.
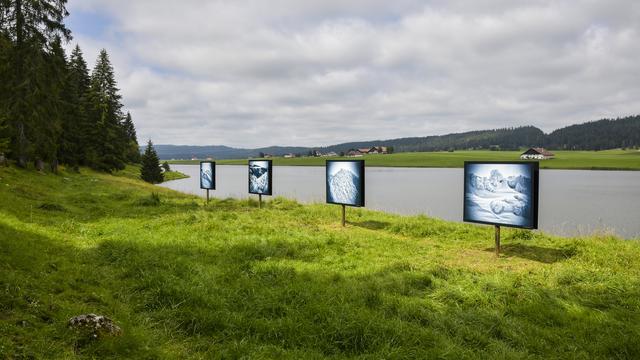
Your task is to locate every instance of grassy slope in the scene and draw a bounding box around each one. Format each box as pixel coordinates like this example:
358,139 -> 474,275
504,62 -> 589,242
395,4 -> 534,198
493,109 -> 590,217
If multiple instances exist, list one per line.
0,166 -> 639,359
168,150 -> 640,170
163,170 -> 190,181
115,165 -> 189,182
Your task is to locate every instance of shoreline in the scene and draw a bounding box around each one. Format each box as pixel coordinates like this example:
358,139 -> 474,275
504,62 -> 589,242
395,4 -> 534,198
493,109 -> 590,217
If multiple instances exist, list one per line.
166,162 -> 640,172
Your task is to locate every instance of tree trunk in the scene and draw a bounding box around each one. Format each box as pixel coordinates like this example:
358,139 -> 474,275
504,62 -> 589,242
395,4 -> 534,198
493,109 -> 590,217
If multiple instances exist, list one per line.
35,158 -> 44,172
50,158 -> 59,173
16,122 -> 27,168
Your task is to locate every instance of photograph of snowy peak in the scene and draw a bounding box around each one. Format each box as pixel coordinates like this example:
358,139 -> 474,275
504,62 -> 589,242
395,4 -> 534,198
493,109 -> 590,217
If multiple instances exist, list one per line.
249,160 -> 272,195
326,160 -> 365,207
200,162 -> 215,189
464,162 -> 538,229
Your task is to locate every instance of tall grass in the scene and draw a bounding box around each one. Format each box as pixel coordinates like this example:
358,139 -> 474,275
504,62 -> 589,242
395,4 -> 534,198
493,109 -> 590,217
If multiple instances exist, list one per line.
0,165 -> 639,359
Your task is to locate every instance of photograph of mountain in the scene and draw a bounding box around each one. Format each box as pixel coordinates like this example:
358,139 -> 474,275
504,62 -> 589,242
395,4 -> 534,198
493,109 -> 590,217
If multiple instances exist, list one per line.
464,162 -> 538,228
249,160 -> 272,195
326,160 -> 365,207
200,161 -> 215,189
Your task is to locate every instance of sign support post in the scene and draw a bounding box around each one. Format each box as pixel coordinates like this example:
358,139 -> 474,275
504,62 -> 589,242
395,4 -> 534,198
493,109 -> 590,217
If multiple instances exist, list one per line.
495,225 -> 501,256
341,204 -> 346,227
206,189 -> 210,204
259,194 -> 262,209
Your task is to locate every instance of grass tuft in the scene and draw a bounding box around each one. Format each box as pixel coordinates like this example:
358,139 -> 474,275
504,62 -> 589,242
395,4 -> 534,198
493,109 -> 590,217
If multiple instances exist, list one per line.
135,192 -> 161,206
38,202 -> 66,211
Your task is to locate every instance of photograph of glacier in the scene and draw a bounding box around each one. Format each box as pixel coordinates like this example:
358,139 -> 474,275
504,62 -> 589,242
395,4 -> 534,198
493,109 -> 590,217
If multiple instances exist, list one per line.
326,161 -> 364,206
200,162 -> 214,189
249,160 -> 271,195
464,163 -> 536,228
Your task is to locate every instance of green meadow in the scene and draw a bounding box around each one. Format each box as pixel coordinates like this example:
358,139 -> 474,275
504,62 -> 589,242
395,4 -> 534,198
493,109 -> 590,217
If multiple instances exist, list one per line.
168,149 -> 640,170
1,165 -> 639,359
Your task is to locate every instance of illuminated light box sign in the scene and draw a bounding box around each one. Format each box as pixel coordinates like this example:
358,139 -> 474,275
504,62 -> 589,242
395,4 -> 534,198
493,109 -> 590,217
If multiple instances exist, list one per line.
200,161 -> 216,190
463,161 -> 539,229
326,160 -> 365,207
248,160 -> 273,196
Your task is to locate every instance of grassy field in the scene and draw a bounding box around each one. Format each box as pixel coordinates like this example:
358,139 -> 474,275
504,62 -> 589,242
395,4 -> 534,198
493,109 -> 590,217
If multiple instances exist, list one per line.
168,149 -> 640,170
1,165 -> 639,359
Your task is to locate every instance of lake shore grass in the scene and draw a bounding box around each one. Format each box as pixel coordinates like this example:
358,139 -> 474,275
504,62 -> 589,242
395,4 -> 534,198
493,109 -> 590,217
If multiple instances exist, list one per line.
106,164 -> 189,182
167,149 -> 640,171
1,165 -> 639,358
163,170 -> 190,181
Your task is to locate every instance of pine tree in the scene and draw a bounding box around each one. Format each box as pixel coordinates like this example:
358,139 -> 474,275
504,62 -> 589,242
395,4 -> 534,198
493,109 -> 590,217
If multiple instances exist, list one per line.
32,36 -> 67,172
0,0 -> 71,167
122,112 -> 141,163
59,44 -> 91,168
0,33 -> 11,160
87,49 -> 127,172
140,140 -> 163,184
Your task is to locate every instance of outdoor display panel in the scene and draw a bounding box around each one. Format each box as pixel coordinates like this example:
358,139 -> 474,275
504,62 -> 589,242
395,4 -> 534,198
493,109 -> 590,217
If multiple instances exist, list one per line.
463,161 -> 539,229
326,160 -> 365,207
248,160 -> 273,196
200,161 -> 215,190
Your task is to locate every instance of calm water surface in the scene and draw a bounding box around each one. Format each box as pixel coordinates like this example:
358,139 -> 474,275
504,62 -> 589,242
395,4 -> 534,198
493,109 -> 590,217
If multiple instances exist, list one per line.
161,165 -> 640,239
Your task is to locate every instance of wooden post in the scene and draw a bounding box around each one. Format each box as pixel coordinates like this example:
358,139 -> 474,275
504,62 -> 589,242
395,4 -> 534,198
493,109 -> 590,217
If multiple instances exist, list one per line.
495,225 -> 501,257
259,194 -> 262,209
341,204 -> 346,227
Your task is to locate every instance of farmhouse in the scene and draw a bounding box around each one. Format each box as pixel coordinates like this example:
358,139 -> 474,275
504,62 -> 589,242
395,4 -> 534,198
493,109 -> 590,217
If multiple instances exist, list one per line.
367,146 -> 389,154
351,146 -> 390,155
520,148 -> 555,160
346,149 -> 364,157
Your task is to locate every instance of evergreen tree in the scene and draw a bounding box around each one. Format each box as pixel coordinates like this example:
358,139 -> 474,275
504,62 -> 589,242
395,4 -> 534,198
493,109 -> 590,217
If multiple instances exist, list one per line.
0,33 -> 11,159
0,0 -> 71,167
87,49 -> 127,172
59,44 -> 91,168
123,112 -> 141,163
140,140 -> 163,184
33,36 -> 66,172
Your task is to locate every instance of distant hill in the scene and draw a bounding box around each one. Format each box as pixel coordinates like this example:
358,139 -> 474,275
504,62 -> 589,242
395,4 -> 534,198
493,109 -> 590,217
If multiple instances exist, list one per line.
153,145 -> 309,161
153,115 -> 640,160
546,116 -> 640,150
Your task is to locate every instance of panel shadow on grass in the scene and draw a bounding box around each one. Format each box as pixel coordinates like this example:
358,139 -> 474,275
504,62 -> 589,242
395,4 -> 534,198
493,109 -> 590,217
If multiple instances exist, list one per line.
350,220 -> 391,231
485,244 -> 576,263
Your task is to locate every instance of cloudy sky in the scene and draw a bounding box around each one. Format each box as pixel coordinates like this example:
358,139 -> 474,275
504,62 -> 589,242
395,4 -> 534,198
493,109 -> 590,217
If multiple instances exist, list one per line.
66,0 -> 640,147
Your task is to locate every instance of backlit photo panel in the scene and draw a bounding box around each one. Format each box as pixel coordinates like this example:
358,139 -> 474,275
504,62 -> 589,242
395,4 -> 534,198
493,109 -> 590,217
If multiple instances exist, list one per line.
326,160 -> 365,207
200,161 -> 215,190
463,162 -> 539,229
249,160 -> 272,195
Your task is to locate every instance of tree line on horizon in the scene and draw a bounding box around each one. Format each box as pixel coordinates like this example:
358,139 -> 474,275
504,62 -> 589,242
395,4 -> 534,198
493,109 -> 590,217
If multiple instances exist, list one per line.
151,115 -> 640,160
0,0 -> 140,172
316,115 -> 640,154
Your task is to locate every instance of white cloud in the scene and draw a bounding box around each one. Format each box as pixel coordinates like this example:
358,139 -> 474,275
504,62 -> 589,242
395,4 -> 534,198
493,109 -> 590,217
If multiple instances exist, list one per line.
67,0 -> 640,146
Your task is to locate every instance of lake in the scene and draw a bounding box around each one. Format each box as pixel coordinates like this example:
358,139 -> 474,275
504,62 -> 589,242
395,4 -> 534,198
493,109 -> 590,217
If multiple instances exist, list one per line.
161,165 -> 640,239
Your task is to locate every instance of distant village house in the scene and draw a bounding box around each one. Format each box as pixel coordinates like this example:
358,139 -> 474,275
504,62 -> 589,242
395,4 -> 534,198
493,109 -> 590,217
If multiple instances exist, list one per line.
366,146 -> 389,154
520,148 -> 555,160
348,146 -> 389,156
